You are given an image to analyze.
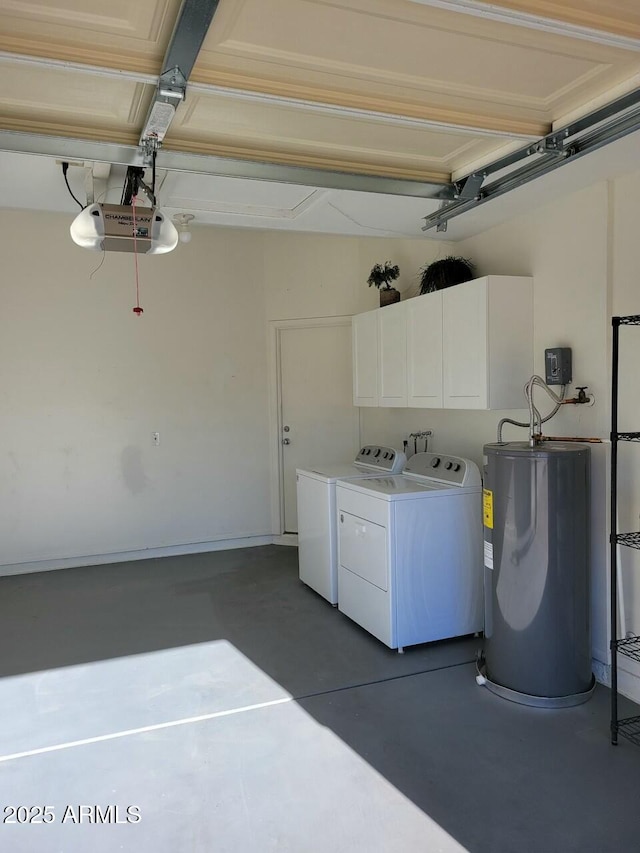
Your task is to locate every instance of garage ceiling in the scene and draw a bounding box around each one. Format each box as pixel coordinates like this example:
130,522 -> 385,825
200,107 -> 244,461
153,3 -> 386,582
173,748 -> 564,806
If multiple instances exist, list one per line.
1,0 -> 639,236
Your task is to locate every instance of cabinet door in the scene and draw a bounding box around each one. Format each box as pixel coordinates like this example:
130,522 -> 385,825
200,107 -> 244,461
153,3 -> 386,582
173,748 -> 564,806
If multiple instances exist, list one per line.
407,291 -> 443,407
378,301 -> 407,407
443,278 -> 488,409
486,276 -> 533,409
352,310 -> 379,406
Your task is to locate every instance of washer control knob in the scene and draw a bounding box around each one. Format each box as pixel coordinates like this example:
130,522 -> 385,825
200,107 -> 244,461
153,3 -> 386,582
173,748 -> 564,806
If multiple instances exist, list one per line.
431,457 -> 441,468
360,448 -> 366,455
374,449 -> 381,457
445,461 -> 453,470
453,463 -> 461,472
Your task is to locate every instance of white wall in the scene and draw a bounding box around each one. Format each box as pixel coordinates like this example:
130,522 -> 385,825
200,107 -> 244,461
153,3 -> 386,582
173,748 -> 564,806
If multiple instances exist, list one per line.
0,211 -> 273,569
263,231 -> 450,321
0,211 -> 448,571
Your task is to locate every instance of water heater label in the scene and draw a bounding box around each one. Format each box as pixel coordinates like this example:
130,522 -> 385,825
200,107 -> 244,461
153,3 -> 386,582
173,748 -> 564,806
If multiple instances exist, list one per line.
483,488 -> 493,529
483,540 -> 494,570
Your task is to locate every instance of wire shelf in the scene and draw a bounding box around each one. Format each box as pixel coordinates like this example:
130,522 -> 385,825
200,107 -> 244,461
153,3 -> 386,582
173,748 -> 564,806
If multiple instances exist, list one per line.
618,716 -> 640,746
616,635 -> 640,662
616,532 -> 640,550
611,314 -> 640,746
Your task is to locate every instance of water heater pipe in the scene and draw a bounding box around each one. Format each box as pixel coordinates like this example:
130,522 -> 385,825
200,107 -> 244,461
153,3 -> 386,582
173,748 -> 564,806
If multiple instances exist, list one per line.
526,376 -> 566,446
497,376 -> 565,443
538,436 -> 602,443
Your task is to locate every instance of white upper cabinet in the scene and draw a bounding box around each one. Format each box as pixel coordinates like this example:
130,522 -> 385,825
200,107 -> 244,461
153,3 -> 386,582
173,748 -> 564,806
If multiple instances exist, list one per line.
442,279 -> 487,408
442,276 -> 533,410
352,309 -> 379,406
378,301 -> 407,407
407,290 -> 443,408
352,275 -> 532,410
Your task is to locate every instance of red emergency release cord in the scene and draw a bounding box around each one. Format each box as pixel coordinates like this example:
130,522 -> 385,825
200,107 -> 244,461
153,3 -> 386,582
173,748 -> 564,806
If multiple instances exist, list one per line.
131,194 -> 143,316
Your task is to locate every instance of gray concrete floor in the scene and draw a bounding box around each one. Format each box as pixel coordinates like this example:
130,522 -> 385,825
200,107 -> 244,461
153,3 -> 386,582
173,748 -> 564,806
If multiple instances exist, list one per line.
0,544 -> 639,852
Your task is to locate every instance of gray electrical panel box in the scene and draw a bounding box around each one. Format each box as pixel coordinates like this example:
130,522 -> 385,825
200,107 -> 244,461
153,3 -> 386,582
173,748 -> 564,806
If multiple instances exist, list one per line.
545,347 -> 572,385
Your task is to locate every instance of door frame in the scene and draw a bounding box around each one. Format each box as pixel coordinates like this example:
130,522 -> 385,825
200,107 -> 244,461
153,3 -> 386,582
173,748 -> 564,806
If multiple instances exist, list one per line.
268,315 -> 359,540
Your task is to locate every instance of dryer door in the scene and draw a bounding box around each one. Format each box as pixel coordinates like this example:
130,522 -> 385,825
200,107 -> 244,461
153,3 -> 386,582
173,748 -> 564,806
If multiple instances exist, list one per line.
338,511 -> 388,591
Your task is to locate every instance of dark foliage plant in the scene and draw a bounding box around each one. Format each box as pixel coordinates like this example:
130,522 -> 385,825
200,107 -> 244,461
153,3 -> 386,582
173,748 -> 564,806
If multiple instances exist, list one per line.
367,261 -> 400,290
419,256 -> 475,294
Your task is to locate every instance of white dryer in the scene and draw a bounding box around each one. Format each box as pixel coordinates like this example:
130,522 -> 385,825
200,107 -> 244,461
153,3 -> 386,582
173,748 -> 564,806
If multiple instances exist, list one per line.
296,446 -> 406,605
336,451 -> 483,652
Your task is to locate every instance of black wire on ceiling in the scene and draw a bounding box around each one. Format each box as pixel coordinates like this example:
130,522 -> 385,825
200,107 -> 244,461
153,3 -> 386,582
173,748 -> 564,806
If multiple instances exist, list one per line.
120,167 -> 136,206
120,153 -> 157,207
61,162 -> 84,210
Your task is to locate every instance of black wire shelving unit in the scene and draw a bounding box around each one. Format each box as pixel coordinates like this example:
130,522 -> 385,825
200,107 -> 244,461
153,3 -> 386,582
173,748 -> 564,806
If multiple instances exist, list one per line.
610,314 -> 640,746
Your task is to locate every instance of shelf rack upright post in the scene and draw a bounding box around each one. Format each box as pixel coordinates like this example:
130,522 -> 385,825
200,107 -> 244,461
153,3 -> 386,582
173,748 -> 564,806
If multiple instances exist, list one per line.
610,314 -> 640,745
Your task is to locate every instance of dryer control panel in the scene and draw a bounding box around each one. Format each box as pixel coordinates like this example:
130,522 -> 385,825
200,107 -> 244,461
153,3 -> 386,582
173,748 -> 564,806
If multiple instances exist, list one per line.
402,452 -> 481,487
354,446 -> 406,473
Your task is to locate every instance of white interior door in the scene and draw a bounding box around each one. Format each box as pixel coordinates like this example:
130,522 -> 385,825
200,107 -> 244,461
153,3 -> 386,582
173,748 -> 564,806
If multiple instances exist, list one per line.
280,322 -> 360,533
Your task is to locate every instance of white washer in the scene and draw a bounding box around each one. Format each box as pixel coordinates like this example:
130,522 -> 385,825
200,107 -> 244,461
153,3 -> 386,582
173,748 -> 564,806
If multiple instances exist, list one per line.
297,446 -> 406,605
336,451 -> 483,651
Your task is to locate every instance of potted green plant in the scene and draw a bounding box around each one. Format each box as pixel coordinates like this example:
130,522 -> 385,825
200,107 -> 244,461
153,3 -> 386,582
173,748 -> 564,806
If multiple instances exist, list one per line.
419,256 -> 475,294
367,261 -> 401,306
